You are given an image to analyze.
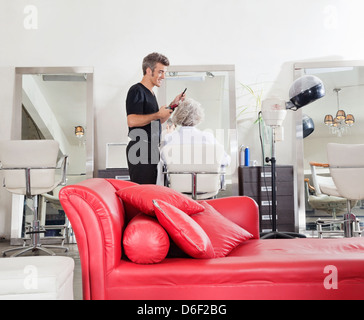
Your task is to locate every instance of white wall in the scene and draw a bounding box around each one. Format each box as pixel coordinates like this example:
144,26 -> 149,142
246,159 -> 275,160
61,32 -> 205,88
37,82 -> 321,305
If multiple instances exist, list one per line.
1,0 -> 364,237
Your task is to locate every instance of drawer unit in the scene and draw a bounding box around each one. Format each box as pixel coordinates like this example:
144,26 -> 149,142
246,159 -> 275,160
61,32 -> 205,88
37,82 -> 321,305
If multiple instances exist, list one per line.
98,168 -> 130,180
239,166 -> 295,233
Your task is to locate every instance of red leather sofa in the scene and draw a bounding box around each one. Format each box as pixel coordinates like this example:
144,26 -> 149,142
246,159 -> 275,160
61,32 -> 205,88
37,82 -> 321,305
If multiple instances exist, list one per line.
59,178 -> 364,300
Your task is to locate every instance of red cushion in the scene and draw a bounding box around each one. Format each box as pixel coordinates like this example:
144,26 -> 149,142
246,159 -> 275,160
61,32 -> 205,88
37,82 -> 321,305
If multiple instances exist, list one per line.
153,200 -> 215,259
191,201 -> 253,257
116,184 -> 204,216
123,214 -> 170,264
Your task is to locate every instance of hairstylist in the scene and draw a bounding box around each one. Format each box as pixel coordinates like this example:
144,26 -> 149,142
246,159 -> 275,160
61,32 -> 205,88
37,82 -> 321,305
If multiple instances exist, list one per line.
126,52 -> 185,184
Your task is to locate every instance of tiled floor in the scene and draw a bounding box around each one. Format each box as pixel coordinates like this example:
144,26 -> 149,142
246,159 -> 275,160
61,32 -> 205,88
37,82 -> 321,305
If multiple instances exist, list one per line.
0,240 -> 83,300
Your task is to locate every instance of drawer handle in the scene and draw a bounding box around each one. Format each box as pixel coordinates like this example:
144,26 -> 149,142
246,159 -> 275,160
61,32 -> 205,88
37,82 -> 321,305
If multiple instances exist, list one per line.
261,200 -> 277,206
261,172 -> 272,178
262,215 -> 278,221
261,186 -> 272,192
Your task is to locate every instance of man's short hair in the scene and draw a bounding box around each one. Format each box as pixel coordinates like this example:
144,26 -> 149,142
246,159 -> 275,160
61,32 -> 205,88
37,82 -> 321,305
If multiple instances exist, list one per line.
142,52 -> 170,75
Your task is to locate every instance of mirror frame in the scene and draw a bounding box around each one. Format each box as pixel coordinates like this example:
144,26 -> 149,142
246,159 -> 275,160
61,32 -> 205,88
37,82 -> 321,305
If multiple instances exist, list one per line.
158,64 -> 239,196
294,60 -> 364,233
13,66 -> 94,179
9,67 -> 94,245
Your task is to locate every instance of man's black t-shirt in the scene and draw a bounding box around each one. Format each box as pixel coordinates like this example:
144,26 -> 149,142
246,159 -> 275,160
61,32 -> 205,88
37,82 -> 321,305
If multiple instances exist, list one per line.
126,83 -> 161,143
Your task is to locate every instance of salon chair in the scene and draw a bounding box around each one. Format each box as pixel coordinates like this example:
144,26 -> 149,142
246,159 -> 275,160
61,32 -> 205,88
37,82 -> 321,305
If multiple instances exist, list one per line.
161,143 -> 226,200
306,162 -> 357,238
40,174 -> 86,245
40,186 -> 69,246
327,143 -> 364,238
0,140 -> 69,257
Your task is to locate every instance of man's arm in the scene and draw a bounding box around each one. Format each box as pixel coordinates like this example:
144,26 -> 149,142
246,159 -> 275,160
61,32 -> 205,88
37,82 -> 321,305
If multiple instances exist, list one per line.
127,106 -> 172,128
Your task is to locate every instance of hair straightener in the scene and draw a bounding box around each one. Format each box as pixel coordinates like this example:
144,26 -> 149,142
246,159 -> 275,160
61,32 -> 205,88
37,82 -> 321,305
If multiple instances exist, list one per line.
167,88 -> 187,110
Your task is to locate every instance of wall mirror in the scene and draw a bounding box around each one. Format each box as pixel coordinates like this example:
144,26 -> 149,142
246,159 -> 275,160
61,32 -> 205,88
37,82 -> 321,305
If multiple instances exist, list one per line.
10,67 -> 94,244
294,60 -> 364,234
159,65 -> 238,197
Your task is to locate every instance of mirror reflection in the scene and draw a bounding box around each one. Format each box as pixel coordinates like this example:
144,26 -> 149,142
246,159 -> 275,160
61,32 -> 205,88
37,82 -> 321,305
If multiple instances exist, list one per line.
22,73 -> 87,177
159,66 -> 238,197
11,67 -> 94,245
296,63 -> 364,235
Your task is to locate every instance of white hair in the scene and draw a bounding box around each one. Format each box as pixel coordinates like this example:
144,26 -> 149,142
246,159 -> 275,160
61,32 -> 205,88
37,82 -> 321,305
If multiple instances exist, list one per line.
172,98 -> 204,127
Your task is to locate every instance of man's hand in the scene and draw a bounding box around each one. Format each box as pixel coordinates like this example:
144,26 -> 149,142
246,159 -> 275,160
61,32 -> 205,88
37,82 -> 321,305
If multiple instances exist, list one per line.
158,105 -> 173,123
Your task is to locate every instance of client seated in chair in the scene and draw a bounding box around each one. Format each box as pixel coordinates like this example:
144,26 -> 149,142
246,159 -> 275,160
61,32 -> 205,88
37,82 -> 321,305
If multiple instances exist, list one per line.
158,98 -> 230,199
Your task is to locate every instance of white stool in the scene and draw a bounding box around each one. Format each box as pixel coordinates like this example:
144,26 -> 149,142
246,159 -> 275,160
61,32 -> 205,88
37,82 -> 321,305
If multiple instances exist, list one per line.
0,256 -> 74,300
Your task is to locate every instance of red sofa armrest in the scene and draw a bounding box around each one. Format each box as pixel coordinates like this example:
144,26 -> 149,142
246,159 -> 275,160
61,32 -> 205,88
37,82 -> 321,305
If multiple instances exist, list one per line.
59,178 -> 127,300
206,196 -> 260,239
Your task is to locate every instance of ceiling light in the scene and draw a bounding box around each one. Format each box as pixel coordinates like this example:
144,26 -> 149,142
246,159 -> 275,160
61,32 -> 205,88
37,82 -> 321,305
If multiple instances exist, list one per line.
324,88 -> 355,137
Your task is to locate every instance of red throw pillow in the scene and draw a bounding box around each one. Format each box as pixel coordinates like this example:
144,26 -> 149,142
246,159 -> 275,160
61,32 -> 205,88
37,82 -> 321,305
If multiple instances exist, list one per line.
123,214 -> 170,264
153,200 -> 215,259
191,201 -> 253,257
116,185 -> 204,217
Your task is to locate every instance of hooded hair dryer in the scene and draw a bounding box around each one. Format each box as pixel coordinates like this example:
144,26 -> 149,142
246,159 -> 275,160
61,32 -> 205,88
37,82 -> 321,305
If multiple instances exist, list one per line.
262,75 -> 325,127
260,75 -> 325,240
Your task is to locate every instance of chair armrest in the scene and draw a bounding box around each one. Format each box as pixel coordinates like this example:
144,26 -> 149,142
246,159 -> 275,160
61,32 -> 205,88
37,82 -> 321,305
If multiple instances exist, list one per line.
41,193 -> 59,202
57,155 -> 68,186
305,178 -> 316,193
220,165 -> 226,191
310,162 -> 329,168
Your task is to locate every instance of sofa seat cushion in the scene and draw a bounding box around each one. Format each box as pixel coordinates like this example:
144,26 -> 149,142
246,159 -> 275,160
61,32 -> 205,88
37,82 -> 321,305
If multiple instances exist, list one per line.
107,238 -> 364,299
